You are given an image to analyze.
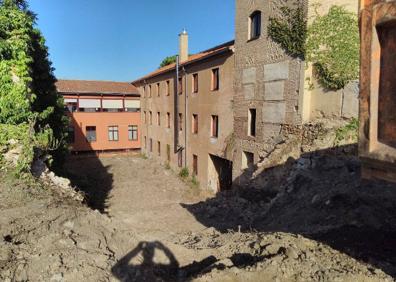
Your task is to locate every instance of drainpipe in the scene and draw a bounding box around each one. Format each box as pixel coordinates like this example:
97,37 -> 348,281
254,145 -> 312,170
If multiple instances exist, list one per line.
174,55 -> 180,153
183,66 -> 188,168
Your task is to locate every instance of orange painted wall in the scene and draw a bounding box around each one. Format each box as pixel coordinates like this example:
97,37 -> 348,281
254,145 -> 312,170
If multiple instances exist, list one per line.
68,112 -> 141,152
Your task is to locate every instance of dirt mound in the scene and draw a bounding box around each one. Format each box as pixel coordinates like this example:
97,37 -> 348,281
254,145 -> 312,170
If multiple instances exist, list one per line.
1,154 -> 395,281
0,174 -> 137,282
181,150 -> 396,279
174,230 -> 391,282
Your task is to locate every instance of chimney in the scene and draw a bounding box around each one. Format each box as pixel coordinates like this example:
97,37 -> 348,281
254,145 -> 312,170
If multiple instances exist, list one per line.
179,29 -> 189,63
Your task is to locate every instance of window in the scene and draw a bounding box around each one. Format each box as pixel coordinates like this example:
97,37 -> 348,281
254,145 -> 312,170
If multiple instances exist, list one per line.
102,99 -> 124,112
67,126 -> 75,143
249,11 -> 261,40
166,80 -> 170,96
248,109 -> 256,137
192,73 -> 199,93
242,151 -> 254,169
86,126 -> 96,142
157,82 -> 160,97
211,68 -> 219,91
108,126 -> 119,141
65,102 -> 77,112
128,125 -> 138,141
211,115 -> 219,138
149,85 -> 152,97
149,138 -> 153,152
157,112 -> 161,126
149,111 -> 152,125
178,150 -> 183,167
166,144 -> 171,162
179,113 -> 183,132
144,136 -> 147,148
166,112 -> 171,128
192,114 -> 198,134
158,141 -> 161,156
193,154 -> 198,176
143,86 -> 146,98
144,111 -> 147,123
178,77 -> 183,95
125,100 -> 140,112
78,99 -> 101,112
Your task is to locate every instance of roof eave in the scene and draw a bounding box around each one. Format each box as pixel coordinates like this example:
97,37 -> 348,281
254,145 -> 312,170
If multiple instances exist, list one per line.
132,46 -> 234,85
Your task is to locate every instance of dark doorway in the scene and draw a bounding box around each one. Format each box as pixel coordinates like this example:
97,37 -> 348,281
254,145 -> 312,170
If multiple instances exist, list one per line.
377,20 -> 396,148
209,154 -> 233,191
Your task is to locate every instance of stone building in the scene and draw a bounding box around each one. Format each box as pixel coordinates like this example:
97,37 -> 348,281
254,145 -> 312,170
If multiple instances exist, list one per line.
359,0 -> 396,183
232,0 -> 305,184
133,0 -> 360,191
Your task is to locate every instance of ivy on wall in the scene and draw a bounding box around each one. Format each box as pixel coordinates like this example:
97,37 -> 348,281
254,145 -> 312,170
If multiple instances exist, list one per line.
268,5 -> 307,59
268,4 -> 359,90
306,6 -> 359,90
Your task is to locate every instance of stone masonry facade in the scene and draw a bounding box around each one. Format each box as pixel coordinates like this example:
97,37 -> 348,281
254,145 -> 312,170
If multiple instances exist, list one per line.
232,0 -> 307,185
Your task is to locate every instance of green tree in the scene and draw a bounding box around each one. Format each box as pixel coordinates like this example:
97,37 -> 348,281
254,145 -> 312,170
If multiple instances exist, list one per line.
0,0 -> 68,172
159,55 -> 177,68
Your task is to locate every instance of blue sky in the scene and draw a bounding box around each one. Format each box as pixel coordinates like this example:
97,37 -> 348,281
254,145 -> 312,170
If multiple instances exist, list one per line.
29,0 -> 235,82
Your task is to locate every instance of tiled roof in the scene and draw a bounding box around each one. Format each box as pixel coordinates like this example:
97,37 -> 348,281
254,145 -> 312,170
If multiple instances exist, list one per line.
132,40 -> 235,83
56,80 -> 139,96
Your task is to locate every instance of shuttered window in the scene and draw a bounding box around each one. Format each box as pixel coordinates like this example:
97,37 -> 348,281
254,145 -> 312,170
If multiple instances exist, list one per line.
125,100 -> 140,108
102,99 -> 123,109
79,99 -> 100,108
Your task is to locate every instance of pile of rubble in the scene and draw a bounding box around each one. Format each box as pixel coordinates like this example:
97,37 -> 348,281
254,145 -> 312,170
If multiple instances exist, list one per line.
181,149 -> 396,280
174,230 -> 392,281
31,157 -> 84,202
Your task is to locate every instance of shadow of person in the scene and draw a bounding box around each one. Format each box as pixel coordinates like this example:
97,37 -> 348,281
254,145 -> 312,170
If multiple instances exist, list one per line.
112,241 -> 180,282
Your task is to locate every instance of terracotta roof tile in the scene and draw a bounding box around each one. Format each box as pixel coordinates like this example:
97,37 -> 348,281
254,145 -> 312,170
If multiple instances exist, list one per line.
56,80 -> 139,96
132,40 -> 234,83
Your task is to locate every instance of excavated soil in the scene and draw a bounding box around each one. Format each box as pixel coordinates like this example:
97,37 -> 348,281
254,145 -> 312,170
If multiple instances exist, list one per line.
1,152 -> 396,281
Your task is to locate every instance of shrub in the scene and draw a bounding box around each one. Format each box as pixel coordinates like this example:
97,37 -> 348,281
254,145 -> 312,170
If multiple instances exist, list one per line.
179,167 -> 189,179
335,118 -> 359,145
0,0 -> 68,173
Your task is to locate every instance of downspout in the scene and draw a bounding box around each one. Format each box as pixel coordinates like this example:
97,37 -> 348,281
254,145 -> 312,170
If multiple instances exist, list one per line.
174,56 -> 180,154
183,66 -> 188,168
143,80 -> 148,152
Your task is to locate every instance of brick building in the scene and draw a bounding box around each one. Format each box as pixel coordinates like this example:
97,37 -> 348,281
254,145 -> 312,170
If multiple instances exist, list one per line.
56,80 -> 141,153
133,0 -> 360,191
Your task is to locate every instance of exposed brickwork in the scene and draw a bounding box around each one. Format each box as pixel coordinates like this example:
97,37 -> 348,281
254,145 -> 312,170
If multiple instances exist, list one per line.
232,0 -> 306,182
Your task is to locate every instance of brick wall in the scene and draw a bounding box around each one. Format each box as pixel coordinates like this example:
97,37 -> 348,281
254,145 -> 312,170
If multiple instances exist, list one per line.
232,0 -> 306,184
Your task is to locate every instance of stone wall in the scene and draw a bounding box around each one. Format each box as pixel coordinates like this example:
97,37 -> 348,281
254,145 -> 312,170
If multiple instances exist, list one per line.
232,0 -> 306,185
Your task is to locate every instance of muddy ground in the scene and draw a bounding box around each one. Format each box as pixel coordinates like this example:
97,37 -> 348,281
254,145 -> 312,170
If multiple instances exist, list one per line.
1,150 -> 396,281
